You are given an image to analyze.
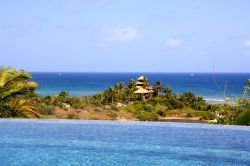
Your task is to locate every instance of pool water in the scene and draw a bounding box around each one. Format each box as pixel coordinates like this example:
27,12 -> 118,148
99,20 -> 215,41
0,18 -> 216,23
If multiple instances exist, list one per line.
0,120 -> 250,166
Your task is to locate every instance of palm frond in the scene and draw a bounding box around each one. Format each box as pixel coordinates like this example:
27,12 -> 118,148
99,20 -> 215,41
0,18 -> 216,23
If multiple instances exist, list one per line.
0,98 -> 41,118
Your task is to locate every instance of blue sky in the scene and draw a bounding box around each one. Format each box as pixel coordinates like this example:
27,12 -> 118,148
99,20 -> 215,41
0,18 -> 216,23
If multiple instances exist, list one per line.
1,0 -> 250,72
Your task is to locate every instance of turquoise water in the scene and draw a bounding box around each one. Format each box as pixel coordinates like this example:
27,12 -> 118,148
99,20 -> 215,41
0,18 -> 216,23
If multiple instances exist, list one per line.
30,72 -> 250,100
0,120 -> 250,166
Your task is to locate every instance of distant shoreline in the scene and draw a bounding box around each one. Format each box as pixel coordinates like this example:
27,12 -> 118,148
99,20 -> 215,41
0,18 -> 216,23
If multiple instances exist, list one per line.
31,72 -> 248,99
29,72 -> 250,74
204,98 -> 237,105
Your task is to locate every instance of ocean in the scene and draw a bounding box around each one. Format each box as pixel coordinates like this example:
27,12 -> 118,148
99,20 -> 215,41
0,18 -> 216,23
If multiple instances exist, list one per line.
30,72 -> 250,100
0,119 -> 250,166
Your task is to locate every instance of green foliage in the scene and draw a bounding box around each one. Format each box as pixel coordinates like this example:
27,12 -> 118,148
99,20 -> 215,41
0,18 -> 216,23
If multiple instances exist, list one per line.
125,103 -> 161,121
235,101 -> 250,125
143,104 -> 154,111
192,111 -> 215,120
38,103 -> 56,115
0,98 -> 41,118
247,79 -> 250,86
67,97 -> 81,108
217,104 -> 242,125
237,109 -> 250,126
180,91 -> 200,105
1,70 -> 245,126
128,79 -> 136,90
162,86 -> 173,98
106,111 -> 118,120
168,98 -> 184,109
211,104 -> 221,112
146,97 -> 161,106
191,101 -> 211,111
153,80 -> 162,97
166,107 -> 215,120
136,111 -> 158,121
0,68 -> 33,100
0,68 -> 40,118
58,91 -> 69,98
110,104 -> 119,111
56,91 -> 69,103
147,97 -> 184,109
156,108 -> 166,116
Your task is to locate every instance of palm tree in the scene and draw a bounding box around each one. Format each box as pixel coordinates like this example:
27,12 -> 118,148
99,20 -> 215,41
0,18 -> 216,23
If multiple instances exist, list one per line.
0,68 -> 41,118
0,98 -> 40,118
180,91 -> 197,105
163,86 -> 172,98
115,82 -> 125,92
128,79 -> 136,91
142,77 -> 150,89
154,80 -> 162,97
104,87 -> 116,103
243,79 -> 250,97
124,87 -> 134,103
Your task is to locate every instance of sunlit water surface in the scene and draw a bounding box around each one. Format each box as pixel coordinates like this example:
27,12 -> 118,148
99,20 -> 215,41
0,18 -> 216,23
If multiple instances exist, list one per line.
0,119 -> 250,166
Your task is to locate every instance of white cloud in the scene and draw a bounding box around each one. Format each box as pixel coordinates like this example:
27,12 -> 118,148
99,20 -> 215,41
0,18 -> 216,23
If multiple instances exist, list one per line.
104,26 -> 142,42
244,40 -> 250,47
165,38 -> 183,47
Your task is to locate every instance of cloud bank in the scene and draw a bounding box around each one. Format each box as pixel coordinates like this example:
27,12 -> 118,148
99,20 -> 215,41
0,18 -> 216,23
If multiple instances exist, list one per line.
103,26 -> 142,42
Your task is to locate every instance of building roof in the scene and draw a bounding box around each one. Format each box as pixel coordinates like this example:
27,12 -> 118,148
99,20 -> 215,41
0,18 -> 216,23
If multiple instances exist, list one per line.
137,76 -> 145,81
134,88 -> 150,94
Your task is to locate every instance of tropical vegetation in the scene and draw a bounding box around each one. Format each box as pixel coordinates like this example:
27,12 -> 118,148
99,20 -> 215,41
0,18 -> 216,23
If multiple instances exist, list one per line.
0,68 -> 249,126
0,68 -> 41,118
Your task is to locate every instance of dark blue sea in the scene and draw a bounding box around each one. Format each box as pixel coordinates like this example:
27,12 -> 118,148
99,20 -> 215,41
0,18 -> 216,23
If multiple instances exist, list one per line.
30,73 -> 250,100
0,120 -> 250,166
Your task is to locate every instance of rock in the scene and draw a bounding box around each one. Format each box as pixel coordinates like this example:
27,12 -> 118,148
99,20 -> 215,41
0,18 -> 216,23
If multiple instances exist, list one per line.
62,103 -> 70,109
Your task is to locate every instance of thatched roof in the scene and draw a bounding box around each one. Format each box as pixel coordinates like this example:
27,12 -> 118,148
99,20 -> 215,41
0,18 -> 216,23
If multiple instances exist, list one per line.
137,76 -> 145,81
136,81 -> 145,85
134,88 -> 150,94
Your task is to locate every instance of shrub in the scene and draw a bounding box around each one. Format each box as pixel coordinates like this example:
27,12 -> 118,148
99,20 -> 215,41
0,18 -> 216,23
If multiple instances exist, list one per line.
124,105 -> 134,112
67,97 -> 81,108
107,111 -> 118,120
195,111 -> 215,120
75,109 -> 82,113
156,109 -> 166,116
154,104 -> 167,116
147,98 -> 162,106
143,104 -> 154,112
43,96 -> 54,105
236,109 -> 250,126
191,101 -> 210,111
111,104 -> 119,111
132,103 -> 144,111
165,107 -> 215,120
168,98 -> 184,109
211,104 -> 222,112
137,111 -> 158,121
180,91 -> 197,105
91,100 -> 102,107
38,103 -> 55,115
67,112 -> 80,119
94,108 -> 103,112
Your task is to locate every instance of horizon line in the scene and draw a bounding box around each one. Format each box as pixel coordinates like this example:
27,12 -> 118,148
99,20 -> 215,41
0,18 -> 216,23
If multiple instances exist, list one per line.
28,71 -> 250,74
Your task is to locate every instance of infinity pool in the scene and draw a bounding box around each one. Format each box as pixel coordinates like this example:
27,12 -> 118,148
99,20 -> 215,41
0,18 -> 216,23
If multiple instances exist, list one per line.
0,120 -> 250,166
